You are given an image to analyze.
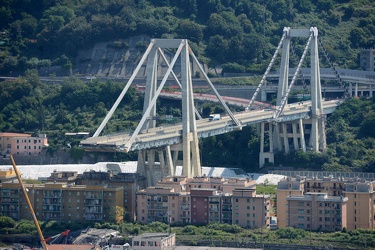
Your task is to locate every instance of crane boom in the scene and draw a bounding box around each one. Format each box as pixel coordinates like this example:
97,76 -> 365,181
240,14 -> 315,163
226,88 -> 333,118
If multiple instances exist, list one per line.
10,154 -> 48,250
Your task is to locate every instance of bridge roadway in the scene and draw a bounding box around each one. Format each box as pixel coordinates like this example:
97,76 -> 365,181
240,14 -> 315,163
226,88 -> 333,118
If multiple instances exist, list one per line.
80,99 -> 343,153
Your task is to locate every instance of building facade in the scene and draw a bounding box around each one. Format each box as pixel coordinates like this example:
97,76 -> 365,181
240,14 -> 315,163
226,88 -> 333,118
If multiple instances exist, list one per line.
277,176 -> 375,231
0,132 -> 48,157
343,180 -> 375,230
276,176 -> 305,228
136,176 -> 270,229
0,182 -> 124,223
286,193 -> 348,231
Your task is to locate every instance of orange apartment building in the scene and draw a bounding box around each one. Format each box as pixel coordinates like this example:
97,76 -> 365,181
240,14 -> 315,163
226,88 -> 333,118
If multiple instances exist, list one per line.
277,176 -> 375,231
343,180 -> 375,230
232,188 -> 271,229
276,176 -> 305,228
0,182 -> 124,223
0,132 -> 48,157
136,176 -> 270,228
286,193 -> 348,231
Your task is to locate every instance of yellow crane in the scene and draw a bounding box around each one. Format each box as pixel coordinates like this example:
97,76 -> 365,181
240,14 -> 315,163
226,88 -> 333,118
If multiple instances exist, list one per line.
10,154 -> 48,250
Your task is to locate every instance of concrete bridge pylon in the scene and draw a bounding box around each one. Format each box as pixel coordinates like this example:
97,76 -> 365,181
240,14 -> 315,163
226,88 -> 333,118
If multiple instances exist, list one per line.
259,27 -> 326,168
90,39 -> 241,185
135,39 -> 202,183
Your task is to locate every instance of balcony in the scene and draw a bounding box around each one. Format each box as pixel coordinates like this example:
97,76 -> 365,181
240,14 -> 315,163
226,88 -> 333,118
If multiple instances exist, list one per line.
1,190 -> 19,197
43,205 -> 61,212
147,205 -> 168,210
1,197 -> 19,203
180,213 -> 189,218
44,198 -> 61,205
180,205 -> 190,210
222,206 -> 232,211
85,214 -> 103,220
85,199 -> 102,206
85,207 -> 102,213
44,191 -> 62,198
44,213 -> 61,220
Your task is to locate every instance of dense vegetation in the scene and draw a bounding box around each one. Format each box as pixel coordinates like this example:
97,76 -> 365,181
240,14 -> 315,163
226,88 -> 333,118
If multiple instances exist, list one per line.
1,217 -> 374,249
0,0 -> 374,76
0,0 -> 374,172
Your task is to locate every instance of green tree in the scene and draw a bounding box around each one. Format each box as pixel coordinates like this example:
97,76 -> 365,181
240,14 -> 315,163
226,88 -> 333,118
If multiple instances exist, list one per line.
0,216 -> 16,228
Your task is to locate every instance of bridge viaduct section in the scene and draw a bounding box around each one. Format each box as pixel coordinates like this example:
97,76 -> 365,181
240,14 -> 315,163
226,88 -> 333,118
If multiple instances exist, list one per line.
81,27 -> 346,184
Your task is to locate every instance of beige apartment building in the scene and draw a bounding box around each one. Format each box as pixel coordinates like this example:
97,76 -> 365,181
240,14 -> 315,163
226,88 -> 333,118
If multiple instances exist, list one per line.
277,176 -> 375,231
136,176 -> 270,229
0,132 -> 48,157
344,180 -> 375,230
276,176 -> 305,228
0,182 -> 124,223
304,176 -> 346,196
232,188 -> 271,228
286,193 -> 348,231
137,186 -> 180,224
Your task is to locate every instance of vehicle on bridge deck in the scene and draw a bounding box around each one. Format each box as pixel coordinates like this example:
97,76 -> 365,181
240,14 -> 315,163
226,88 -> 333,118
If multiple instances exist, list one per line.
209,114 -> 221,121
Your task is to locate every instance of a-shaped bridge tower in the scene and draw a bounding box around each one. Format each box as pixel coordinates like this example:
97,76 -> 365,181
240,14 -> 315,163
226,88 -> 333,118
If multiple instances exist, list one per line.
88,39 -> 240,183
250,27 -> 327,167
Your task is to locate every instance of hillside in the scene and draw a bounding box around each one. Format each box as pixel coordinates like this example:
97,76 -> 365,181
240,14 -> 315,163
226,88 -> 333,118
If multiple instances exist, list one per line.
0,0 -> 374,173
0,0 -> 374,76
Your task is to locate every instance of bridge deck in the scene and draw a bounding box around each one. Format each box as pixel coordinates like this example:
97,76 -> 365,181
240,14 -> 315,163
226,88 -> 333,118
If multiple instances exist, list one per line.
80,99 -> 343,152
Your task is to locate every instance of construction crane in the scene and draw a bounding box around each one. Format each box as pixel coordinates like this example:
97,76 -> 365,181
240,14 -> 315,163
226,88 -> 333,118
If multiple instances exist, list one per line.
10,154 -> 48,250
45,229 -> 70,244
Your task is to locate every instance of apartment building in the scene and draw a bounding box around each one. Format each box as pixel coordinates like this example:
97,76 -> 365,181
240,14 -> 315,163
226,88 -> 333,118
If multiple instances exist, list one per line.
286,193 -> 348,231
232,188 -> 271,229
136,186 -> 179,224
0,133 -> 29,156
190,188 -> 218,224
277,176 -> 375,231
276,176 -> 305,228
136,176 -> 270,229
304,176 -> 346,196
45,170 -> 147,222
343,180 -> 375,230
0,132 -> 48,156
0,182 -> 124,223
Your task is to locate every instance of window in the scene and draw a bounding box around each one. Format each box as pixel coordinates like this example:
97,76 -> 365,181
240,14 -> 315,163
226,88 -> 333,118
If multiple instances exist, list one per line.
298,216 -> 304,221
298,209 -> 304,214
236,213 -> 239,217
298,202 -> 304,206
236,205 -> 239,210
247,206 -> 250,210
247,213 -> 250,218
